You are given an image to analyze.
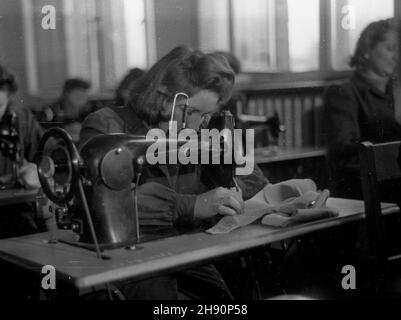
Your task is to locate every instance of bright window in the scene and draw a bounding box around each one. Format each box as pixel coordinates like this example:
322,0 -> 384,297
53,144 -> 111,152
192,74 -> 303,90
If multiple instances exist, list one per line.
331,0 -> 394,70
21,0 -> 154,96
232,0 -> 277,72
124,0 -> 148,70
287,0 -> 320,72
198,0 -> 320,73
198,0 -> 230,53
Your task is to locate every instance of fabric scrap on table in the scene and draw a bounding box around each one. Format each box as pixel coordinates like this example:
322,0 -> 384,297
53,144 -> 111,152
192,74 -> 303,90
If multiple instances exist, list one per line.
206,179 -> 339,235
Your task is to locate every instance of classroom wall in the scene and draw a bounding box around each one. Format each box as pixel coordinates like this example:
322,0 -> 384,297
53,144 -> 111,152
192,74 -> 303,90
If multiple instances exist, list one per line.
154,0 -> 199,59
0,0 -> 28,104
0,0 -> 67,109
0,0 -> 201,107
31,0 -> 68,98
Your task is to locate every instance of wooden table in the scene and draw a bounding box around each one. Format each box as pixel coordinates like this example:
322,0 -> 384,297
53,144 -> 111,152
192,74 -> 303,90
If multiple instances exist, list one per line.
0,198 -> 398,295
0,188 -> 39,207
255,146 -> 326,164
255,146 -> 328,187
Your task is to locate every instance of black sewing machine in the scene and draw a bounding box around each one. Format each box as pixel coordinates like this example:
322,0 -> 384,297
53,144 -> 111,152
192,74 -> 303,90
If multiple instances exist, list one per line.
201,110 -> 237,189
0,110 -> 21,189
36,108 -> 237,254
236,111 -> 284,148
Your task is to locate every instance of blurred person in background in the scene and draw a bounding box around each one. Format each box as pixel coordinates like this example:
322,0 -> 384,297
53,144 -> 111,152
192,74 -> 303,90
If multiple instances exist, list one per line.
37,78 -> 91,143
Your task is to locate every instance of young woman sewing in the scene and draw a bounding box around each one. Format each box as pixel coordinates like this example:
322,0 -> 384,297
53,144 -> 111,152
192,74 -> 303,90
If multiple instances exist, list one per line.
80,46 -> 269,299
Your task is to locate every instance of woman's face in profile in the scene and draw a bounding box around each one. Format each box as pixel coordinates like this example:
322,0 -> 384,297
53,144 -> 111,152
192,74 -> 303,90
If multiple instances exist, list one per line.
366,31 -> 398,77
183,90 -> 220,131
161,89 -> 220,132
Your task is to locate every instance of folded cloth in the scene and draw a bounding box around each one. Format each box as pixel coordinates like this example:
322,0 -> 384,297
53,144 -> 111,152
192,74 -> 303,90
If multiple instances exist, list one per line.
274,191 -> 319,216
206,179 -> 339,235
206,187 -> 277,234
262,179 -> 317,205
261,207 -> 339,228
206,209 -> 269,235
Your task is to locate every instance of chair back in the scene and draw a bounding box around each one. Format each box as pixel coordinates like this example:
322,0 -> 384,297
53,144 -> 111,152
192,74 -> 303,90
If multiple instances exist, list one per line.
358,141 -> 401,266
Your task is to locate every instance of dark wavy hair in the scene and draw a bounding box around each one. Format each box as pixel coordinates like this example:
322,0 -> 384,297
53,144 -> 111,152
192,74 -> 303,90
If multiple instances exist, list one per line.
128,46 -> 235,125
0,64 -> 18,94
62,78 -> 90,94
350,18 -> 397,69
115,68 -> 145,106
209,51 -> 241,74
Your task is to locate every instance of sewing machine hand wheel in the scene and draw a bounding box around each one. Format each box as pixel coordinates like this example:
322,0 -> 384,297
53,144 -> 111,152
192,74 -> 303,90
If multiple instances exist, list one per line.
37,127 -> 80,205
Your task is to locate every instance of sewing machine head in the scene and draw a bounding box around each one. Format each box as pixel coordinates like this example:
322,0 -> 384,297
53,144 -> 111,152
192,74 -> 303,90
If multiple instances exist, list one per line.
236,111 -> 284,148
37,128 -> 153,250
36,110 -> 238,250
201,110 -> 236,189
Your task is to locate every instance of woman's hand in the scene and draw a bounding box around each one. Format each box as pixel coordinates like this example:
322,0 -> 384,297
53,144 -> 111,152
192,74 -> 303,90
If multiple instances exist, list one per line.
194,187 -> 244,219
19,162 -> 41,189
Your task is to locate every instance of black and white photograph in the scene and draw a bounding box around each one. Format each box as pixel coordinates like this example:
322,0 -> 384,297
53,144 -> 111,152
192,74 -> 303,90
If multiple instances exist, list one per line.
0,0 -> 401,306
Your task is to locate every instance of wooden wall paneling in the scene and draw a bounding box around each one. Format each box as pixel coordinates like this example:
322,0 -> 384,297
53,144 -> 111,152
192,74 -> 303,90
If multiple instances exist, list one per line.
276,96 -> 285,147
257,98 -> 264,116
293,94 -> 303,147
254,97 -> 260,115
302,96 -> 313,146
265,97 -> 273,117
241,83 -> 333,148
266,97 -> 274,117
261,97 -> 267,116
262,97 -> 268,116
314,95 -> 324,147
283,96 -> 293,147
302,93 -> 314,147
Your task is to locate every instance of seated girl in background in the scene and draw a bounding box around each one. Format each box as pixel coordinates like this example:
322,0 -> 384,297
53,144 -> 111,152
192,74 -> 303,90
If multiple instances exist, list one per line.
325,19 -> 401,200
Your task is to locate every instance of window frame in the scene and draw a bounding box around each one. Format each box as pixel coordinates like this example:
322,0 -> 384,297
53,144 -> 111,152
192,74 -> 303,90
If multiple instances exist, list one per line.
230,0 -> 396,89
229,0 -> 278,72
21,0 -> 156,99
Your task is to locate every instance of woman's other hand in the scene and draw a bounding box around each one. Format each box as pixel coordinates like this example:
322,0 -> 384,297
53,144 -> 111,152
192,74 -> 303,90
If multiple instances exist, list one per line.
19,162 -> 41,189
194,187 -> 244,219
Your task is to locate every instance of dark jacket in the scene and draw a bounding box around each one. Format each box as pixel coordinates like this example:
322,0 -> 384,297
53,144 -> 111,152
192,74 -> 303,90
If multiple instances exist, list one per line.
0,105 -> 43,176
324,72 -> 401,198
37,100 -> 92,129
80,106 -> 269,230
